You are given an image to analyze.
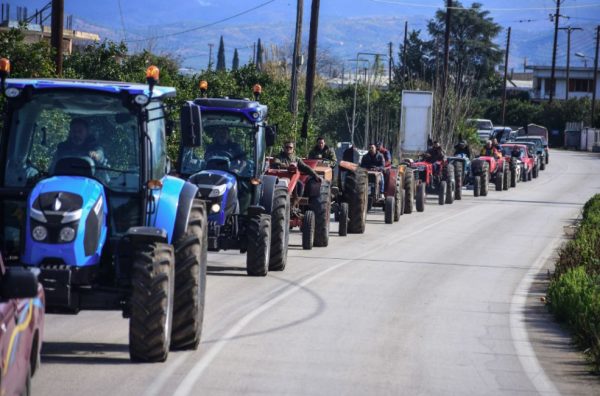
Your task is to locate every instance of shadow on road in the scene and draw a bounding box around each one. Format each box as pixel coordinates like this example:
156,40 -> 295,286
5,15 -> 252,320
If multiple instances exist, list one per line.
41,341 -> 131,365
207,265 -> 248,277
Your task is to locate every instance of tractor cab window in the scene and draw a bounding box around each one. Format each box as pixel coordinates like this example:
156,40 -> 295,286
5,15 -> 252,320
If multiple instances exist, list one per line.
181,111 -> 257,178
2,90 -> 140,193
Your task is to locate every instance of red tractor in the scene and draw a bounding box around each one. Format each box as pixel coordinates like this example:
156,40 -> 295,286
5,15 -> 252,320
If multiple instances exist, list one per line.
266,160 -> 331,250
364,164 -> 404,224
471,155 -> 509,196
408,158 -> 456,206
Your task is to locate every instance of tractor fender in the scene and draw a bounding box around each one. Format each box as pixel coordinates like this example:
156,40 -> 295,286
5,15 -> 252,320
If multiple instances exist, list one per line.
259,174 -> 279,215
172,181 -> 199,243
149,175 -> 186,244
125,227 -> 168,244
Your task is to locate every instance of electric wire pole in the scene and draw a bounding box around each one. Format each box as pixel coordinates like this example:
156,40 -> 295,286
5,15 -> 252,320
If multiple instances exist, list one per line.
50,0 -> 64,75
592,26 -> 600,126
442,0 -> 452,95
501,27 -> 511,126
290,0 -> 303,120
559,26 -> 582,100
301,0 -> 320,140
549,0 -> 561,103
403,20 -> 408,81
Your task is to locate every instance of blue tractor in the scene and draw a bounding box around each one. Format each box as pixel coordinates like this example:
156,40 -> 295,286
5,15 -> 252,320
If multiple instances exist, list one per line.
177,85 -> 290,276
0,62 -> 207,362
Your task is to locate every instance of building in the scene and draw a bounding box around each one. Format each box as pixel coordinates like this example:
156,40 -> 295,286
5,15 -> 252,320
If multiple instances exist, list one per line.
528,65 -> 599,101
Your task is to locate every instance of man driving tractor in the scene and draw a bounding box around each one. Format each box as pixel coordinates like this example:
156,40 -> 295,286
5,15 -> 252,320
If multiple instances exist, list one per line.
308,136 -> 337,167
360,143 -> 386,194
480,140 -> 502,159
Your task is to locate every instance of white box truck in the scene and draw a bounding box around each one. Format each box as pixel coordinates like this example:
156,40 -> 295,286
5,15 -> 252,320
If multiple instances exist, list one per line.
399,90 -> 433,154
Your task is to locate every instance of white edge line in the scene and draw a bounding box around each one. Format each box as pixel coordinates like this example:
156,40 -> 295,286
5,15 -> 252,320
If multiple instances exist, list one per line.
170,207 -> 474,396
509,236 -> 562,396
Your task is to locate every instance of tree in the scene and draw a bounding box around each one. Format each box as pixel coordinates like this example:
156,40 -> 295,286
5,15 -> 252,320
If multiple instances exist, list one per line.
232,48 -> 239,71
0,26 -> 55,78
427,2 -> 503,93
256,38 -> 263,71
216,36 -> 226,72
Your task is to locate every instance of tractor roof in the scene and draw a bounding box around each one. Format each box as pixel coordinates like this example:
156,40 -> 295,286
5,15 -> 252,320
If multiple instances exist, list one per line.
194,97 -> 268,123
5,78 -> 177,99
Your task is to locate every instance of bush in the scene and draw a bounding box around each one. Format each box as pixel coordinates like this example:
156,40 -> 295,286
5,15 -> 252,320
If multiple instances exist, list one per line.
548,194 -> 600,371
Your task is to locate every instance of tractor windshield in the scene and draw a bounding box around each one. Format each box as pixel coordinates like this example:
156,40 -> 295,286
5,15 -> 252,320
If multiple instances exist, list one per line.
2,90 -> 141,192
180,111 -> 259,178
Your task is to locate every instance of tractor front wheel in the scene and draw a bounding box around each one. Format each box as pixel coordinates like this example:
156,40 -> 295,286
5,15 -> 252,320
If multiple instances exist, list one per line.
416,182 -> 426,212
394,176 -> 403,221
403,169 -> 415,214
454,163 -> 463,200
438,180 -> 447,205
510,168 -> 517,188
302,210 -> 315,250
313,182 -> 331,247
246,214 -> 271,276
346,169 -> 368,233
473,176 -> 481,197
384,196 -> 394,224
338,202 -> 349,236
495,171 -> 504,191
268,187 -> 290,271
129,242 -> 175,362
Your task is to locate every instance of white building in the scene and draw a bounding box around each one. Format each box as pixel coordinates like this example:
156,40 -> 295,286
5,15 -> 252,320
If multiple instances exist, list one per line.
528,65 -> 600,101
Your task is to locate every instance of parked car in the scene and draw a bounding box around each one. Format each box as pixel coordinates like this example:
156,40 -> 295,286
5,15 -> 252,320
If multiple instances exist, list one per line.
491,126 -> 514,143
502,143 -> 538,180
0,254 -> 45,396
513,137 -> 547,170
467,118 -> 494,142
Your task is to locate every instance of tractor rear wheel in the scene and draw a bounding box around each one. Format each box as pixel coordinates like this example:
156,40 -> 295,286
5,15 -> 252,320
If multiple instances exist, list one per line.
269,186 -> 290,271
403,169 -> 415,214
495,171 -> 504,191
510,168 -> 517,188
454,162 -> 463,200
345,169 -> 368,234
313,182 -> 331,247
172,200 -> 207,350
246,214 -> 271,276
473,176 -> 481,197
416,182 -> 425,212
438,180 -> 447,205
302,210 -> 315,250
338,202 -> 349,236
129,242 -> 175,362
503,168 -> 510,190
393,176 -> 403,221
384,196 -> 394,224
445,180 -> 455,204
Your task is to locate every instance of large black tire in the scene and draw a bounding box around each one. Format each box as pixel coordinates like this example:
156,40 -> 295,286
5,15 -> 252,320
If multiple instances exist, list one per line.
345,169 -> 368,234
313,182 -> 331,247
172,200 -> 208,350
246,214 -> 271,276
532,164 -> 539,179
438,180 -> 447,205
416,182 -> 425,212
393,176 -> 403,221
384,196 -> 394,224
403,168 -> 415,214
129,242 -> 175,362
473,176 -> 481,197
338,202 -> 348,236
445,180 -> 454,204
540,159 -> 546,171
454,162 -> 463,200
481,166 -> 489,196
522,167 -> 528,182
503,168 -> 510,190
268,187 -> 290,271
546,152 -> 549,164
510,168 -> 517,188
495,171 -> 503,191
302,210 -> 315,249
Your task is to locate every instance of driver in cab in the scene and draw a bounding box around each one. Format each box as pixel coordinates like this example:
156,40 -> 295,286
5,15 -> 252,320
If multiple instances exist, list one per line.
205,126 -> 245,160
55,118 -> 105,165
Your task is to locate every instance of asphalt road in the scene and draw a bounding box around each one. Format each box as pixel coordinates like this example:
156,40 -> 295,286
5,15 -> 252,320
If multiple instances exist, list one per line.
34,150 -> 600,395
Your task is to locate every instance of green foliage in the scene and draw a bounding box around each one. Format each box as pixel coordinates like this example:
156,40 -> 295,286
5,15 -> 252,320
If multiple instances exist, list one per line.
548,194 -> 600,371
0,26 -> 55,78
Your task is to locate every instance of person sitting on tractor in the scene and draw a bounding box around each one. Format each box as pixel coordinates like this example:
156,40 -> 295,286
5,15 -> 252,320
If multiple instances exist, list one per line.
360,143 -> 386,194
342,144 -> 360,163
54,118 -> 105,166
492,138 -> 501,150
511,145 -> 522,159
424,141 -> 445,163
376,141 -> 392,167
480,140 -> 502,159
272,142 -> 321,198
206,126 -> 245,160
453,140 -> 472,159
308,136 -> 337,167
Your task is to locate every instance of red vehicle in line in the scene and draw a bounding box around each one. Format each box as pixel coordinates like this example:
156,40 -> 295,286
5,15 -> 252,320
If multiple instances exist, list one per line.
0,254 -> 45,396
499,144 -> 535,182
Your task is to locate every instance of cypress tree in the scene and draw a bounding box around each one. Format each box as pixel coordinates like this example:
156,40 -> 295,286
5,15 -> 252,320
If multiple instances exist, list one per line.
256,38 -> 263,71
216,36 -> 226,71
232,48 -> 239,71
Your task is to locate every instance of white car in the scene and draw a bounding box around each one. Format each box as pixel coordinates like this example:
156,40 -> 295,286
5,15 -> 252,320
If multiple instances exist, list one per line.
467,118 -> 494,142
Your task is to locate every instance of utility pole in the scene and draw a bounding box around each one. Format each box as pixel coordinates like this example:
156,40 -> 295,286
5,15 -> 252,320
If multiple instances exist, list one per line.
301,0 -> 320,140
501,27 -> 511,126
289,0 -> 303,118
559,26 -> 582,100
442,0 -> 452,95
207,43 -> 214,70
403,20 -> 408,81
592,26 -> 600,127
549,0 -> 562,103
50,0 -> 64,75
388,41 -> 393,86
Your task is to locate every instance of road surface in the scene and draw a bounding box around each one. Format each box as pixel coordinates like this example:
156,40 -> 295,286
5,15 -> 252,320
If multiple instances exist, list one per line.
34,150 -> 600,395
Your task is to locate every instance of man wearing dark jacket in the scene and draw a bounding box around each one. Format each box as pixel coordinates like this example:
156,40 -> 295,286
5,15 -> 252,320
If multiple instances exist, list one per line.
272,141 -> 319,179
360,143 -> 386,194
308,137 -> 337,167
54,118 -> 105,164
453,140 -> 472,159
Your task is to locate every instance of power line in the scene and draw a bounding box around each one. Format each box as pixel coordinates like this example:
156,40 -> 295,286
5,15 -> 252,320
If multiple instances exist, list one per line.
125,0 -> 276,43
370,0 -> 600,11
117,0 -> 127,42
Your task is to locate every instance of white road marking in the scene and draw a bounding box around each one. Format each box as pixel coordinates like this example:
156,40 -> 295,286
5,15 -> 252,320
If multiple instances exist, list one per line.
170,207 -> 475,396
510,236 -> 562,396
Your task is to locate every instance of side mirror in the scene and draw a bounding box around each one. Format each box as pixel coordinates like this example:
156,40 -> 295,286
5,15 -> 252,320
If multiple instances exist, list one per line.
265,125 -> 277,147
1,267 -> 39,300
180,101 -> 202,147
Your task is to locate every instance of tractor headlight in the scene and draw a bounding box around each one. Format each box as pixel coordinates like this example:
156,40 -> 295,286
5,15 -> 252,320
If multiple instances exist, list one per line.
59,227 -> 76,242
208,184 -> 227,198
210,203 -> 221,213
32,226 -> 48,242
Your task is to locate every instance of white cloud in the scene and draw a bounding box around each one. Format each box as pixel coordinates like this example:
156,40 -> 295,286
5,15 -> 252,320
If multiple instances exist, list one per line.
196,0 -> 211,6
